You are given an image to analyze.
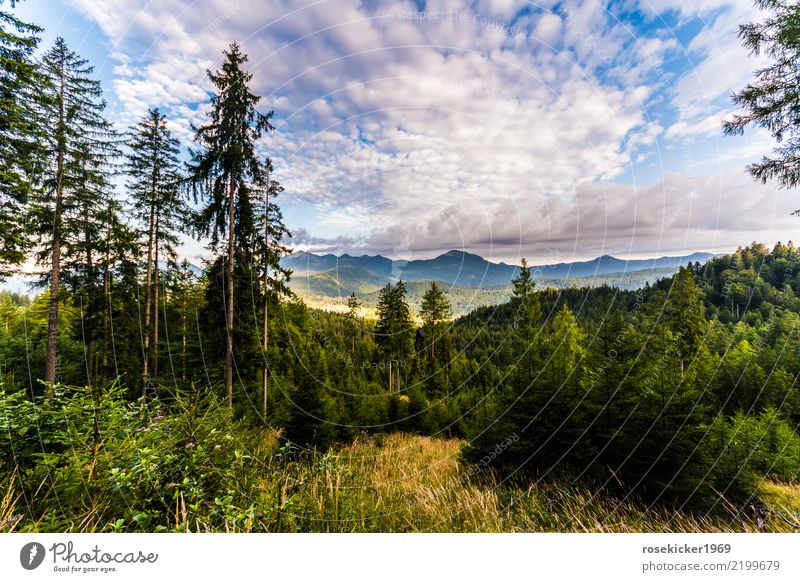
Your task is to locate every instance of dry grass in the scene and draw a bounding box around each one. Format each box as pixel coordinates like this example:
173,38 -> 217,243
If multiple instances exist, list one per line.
10,431 -> 796,532
760,481 -> 800,531
0,471 -> 22,532
260,434 -> 770,532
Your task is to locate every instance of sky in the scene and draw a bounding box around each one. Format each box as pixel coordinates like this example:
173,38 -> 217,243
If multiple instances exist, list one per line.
16,0 -> 800,266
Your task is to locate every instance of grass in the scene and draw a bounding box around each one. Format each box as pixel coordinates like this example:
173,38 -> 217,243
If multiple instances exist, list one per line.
254,433 -> 793,533
4,432 -> 796,533
0,471 -> 21,532
760,481 -> 800,530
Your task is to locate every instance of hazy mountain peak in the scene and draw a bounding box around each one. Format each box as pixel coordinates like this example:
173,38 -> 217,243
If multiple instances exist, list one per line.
281,249 -> 715,291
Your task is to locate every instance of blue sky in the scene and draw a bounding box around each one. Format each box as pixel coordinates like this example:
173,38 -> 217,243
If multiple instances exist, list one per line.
16,0 -> 798,264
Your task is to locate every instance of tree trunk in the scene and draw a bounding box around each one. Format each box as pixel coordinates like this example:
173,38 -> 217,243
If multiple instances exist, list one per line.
181,294 -> 187,384
261,185 -> 269,418
102,256 -> 110,386
431,324 -> 436,369
86,338 -> 95,387
45,61 -> 66,393
225,177 -> 235,407
142,198 -> 155,398
153,215 -> 160,387
84,228 -> 94,387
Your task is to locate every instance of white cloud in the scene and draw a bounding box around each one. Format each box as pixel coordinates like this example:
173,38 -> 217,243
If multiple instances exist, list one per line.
358,169 -> 800,263
59,0 -> 781,261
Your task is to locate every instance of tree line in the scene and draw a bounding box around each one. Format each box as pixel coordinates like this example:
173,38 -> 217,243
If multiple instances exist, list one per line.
0,3 -> 291,411
2,0 -> 800,521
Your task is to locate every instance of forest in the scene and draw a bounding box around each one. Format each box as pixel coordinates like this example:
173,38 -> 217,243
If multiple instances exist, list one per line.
3,0 -> 800,532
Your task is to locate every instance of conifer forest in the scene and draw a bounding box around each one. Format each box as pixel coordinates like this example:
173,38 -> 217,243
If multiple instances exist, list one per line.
3,0 -> 800,533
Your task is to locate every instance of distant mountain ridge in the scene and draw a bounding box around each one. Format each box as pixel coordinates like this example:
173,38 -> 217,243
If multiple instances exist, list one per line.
282,249 -> 715,289
2,250 -> 715,301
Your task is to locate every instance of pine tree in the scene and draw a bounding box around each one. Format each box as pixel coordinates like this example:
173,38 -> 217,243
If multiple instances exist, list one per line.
549,303 -> 585,396
511,257 -> 541,340
375,281 -> 414,392
510,257 -> 542,382
62,156 -> 131,388
34,38 -> 118,390
285,342 -> 333,449
0,1 -> 41,278
665,266 -> 706,372
516,304 -> 587,470
345,292 -> 361,354
724,0 -> 800,191
419,281 -> 451,370
253,162 -> 291,417
187,42 -> 276,407
126,108 -> 185,396
585,310 -> 643,475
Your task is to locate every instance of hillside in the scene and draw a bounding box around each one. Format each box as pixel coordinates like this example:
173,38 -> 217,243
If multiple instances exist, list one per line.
290,265 -> 688,316
282,249 -> 714,293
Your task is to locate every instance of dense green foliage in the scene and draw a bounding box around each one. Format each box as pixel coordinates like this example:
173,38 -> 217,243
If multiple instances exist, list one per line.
125,107 -> 186,394
5,242 -> 800,517
725,0 -> 800,190
0,0 -> 41,277
2,1 -> 800,532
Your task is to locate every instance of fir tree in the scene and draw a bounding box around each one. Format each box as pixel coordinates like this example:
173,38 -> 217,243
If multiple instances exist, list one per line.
511,257 -> 541,340
510,257 -> 542,382
419,281 -> 451,375
164,258 -> 202,386
665,266 -> 706,372
94,195 -> 139,386
187,42 -> 277,407
125,107 -> 185,395
253,161 -> 291,417
0,0 -> 41,278
34,38 -> 119,390
585,310 -> 643,477
724,0 -> 800,191
375,281 -> 413,392
345,292 -> 361,354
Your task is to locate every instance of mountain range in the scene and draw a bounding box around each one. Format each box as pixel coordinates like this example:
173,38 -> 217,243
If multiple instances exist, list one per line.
1,251 -> 715,309
282,249 -> 715,289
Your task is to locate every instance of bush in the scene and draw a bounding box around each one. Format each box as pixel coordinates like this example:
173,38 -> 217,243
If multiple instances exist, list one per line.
699,409 -> 800,501
1,384 -> 278,532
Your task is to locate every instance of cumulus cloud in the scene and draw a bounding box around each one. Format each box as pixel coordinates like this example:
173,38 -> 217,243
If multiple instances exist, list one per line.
665,1 -> 766,138
61,0 -> 783,262
351,168 -> 800,262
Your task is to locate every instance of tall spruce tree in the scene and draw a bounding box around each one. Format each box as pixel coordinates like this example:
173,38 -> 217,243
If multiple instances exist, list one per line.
60,139 -> 128,387
345,292 -> 361,354
510,257 -> 542,379
511,257 -> 541,340
585,309 -> 643,477
126,107 -> 185,395
34,38 -> 119,390
665,266 -> 706,372
419,281 -> 451,369
96,196 -> 138,386
187,42 -> 276,407
375,281 -> 413,392
254,161 -> 291,416
0,0 -> 41,278
724,0 -> 800,191
164,259 -> 203,386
